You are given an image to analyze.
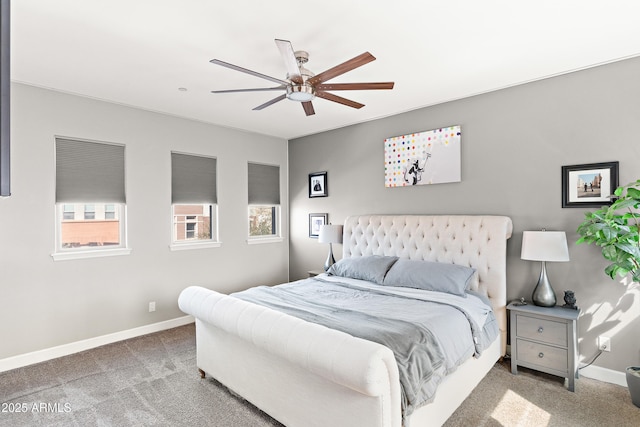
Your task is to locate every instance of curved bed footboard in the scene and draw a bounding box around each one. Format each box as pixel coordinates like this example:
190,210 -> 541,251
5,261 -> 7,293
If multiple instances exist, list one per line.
179,285 -> 402,427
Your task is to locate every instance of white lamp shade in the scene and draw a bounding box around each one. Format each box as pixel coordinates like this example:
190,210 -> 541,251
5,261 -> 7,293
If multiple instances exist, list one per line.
318,224 -> 343,244
521,230 -> 570,262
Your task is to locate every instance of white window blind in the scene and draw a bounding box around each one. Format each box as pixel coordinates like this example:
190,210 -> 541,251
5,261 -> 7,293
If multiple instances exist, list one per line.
171,152 -> 217,204
55,138 -> 125,203
248,162 -> 280,205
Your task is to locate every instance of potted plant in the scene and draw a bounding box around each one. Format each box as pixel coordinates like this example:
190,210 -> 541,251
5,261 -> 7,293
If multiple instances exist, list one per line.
576,179 -> 640,407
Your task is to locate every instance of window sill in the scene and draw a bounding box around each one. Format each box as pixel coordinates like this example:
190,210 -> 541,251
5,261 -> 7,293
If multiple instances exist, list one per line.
247,236 -> 284,245
170,241 -> 222,251
51,247 -> 132,261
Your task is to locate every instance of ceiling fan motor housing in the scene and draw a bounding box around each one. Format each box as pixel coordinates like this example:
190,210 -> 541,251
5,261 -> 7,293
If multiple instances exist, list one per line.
286,84 -> 315,102
285,50 -> 316,101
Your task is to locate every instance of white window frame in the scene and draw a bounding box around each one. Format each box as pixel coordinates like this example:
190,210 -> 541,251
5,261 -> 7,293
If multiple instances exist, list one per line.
247,204 -> 283,244
185,218 -> 197,239
247,161 -> 282,245
53,137 -> 129,261
169,203 -> 221,251
170,152 -> 219,251
52,203 -> 131,261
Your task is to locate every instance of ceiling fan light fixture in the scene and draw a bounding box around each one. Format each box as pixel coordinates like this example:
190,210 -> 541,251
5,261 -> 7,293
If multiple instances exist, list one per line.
286,84 -> 315,102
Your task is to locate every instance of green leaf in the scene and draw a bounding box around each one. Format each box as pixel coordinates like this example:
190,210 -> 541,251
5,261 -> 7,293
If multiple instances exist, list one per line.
602,245 -> 617,261
605,264 -> 619,279
613,198 -> 638,210
627,187 -> 640,199
614,186 -> 624,197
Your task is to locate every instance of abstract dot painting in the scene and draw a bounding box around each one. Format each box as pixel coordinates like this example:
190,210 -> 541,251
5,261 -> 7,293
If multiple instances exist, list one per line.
384,125 -> 461,187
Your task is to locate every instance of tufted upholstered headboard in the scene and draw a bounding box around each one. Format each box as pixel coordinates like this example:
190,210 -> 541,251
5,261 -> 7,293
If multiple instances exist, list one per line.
343,215 -> 513,355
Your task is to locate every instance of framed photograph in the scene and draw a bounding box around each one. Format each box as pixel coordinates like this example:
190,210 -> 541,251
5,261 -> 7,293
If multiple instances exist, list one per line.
562,161 -> 619,208
309,213 -> 328,238
309,171 -> 328,198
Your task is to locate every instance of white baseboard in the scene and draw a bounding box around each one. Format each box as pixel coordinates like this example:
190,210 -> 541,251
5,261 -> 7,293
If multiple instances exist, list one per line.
579,364 -> 628,387
0,315 -> 194,373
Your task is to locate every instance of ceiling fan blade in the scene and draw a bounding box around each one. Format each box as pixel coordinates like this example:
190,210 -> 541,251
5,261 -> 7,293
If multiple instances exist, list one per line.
210,59 -> 289,86
315,82 -> 394,91
315,91 -> 364,109
275,39 -> 303,84
211,86 -> 286,94
307,52 -> 376,85
302,101 -> 315,116
253,94 -> 287,110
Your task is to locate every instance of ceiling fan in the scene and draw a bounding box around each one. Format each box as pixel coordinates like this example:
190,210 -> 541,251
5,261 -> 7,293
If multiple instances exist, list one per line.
209,39 -> 394,116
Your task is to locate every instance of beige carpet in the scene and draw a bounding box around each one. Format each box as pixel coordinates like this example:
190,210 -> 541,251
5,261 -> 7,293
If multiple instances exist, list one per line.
1,323 -> 638,427
445,359 -> 639,426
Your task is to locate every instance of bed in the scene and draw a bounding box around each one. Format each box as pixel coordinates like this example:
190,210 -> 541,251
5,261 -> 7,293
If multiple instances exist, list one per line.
178,215 -> 513,427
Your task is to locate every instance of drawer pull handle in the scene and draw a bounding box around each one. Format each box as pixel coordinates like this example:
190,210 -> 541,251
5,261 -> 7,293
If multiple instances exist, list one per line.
538,352 -> 544,358
538,327 -> 544,333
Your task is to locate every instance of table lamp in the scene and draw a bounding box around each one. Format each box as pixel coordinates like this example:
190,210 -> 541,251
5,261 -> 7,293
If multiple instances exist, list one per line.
521,230 -> 570,307
318,224 -> 343,271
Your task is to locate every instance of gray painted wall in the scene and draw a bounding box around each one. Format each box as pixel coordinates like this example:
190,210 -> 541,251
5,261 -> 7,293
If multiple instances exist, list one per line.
0,83 -> 289,360
289,57 -> 640,374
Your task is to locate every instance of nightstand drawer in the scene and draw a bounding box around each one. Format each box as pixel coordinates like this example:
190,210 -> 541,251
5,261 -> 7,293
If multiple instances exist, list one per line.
515,314 -> 567,347
516,339 -> 568,372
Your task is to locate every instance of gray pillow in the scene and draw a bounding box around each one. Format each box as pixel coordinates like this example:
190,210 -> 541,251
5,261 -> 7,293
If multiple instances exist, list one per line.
382,258 -> 476,297
327,255 -> 399,284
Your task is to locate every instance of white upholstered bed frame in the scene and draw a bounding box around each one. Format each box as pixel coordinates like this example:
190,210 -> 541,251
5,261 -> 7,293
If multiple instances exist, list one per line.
179,215 -> 513,427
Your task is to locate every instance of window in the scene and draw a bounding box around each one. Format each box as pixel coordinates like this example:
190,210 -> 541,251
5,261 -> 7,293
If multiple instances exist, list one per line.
171,152 -> 218,248
58,203 -> 123,248
248,162 -> 280,241
186,221 -> 196,239
172,204 -> 213,242
62,204 -> 75,220
104,204 -> 116,220
54,138 -> 128,259
249,206 -> 277,236
84,204 -> 95,220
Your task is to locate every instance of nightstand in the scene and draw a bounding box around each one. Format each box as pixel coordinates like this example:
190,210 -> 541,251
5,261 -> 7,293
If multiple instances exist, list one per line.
307,270 -> 324,277
508,303 -> 580,391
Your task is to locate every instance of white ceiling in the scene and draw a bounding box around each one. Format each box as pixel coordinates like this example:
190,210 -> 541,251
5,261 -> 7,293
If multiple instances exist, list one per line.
11,1 -> 640,140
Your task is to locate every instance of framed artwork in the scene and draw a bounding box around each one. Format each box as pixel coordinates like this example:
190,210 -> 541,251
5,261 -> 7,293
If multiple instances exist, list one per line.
384,125 -> 461,187
309,213 -> 328,238
561,161 -> 619,208
309,171 -> 328,198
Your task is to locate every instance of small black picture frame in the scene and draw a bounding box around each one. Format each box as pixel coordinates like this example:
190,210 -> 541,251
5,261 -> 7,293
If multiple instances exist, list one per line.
309,213 -> 328,238
309,171 -> 328,198
561,161 -> 619,208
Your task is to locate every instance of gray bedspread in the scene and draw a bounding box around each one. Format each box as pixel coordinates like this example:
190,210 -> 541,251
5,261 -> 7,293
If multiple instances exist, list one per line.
231,275 -> 498,418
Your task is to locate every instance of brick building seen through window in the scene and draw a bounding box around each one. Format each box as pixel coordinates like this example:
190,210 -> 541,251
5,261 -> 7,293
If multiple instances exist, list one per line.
62,203 -> 212,247
173,204 -> 212,241
60,204 -> 120,247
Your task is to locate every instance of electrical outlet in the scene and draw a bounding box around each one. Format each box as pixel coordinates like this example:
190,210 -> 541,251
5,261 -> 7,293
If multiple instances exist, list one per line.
598,336 -> 611,352
148,301 -> 156,312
